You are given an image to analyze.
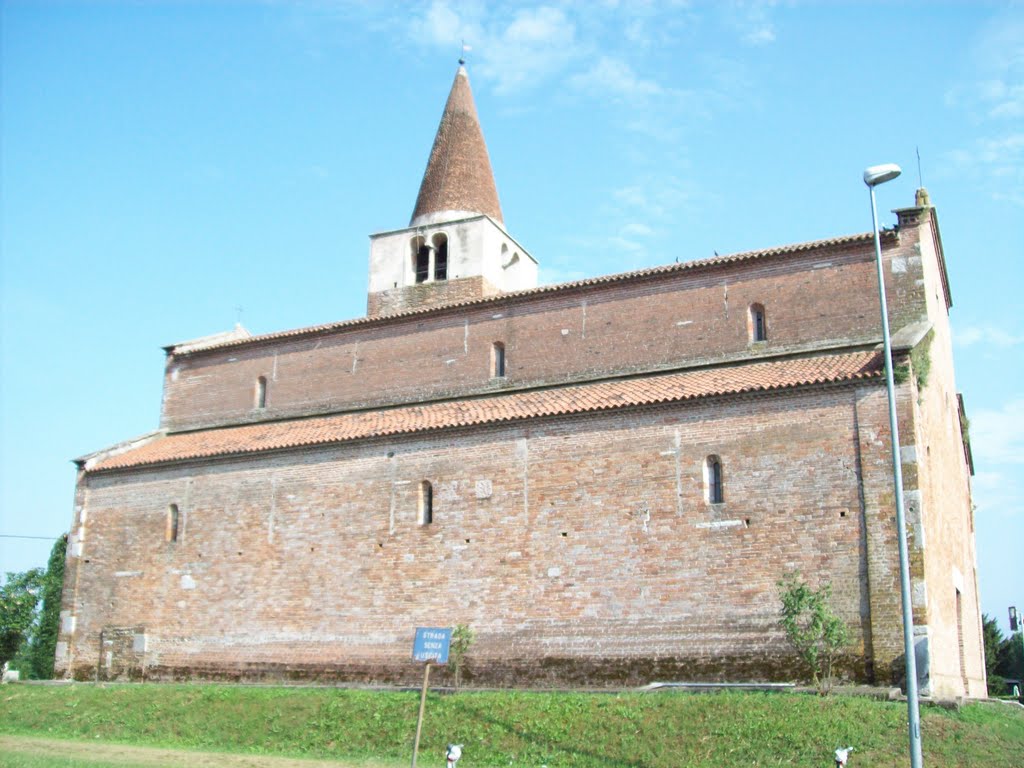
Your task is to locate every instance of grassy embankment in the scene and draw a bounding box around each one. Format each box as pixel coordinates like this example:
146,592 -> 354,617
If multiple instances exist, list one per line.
2,683 -> 1023,767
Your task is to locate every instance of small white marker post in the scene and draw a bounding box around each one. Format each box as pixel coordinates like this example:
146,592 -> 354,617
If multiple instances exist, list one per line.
410,627 -> 452,768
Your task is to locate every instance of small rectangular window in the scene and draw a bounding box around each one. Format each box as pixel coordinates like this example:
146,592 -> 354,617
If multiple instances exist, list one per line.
255,376 -> 267,409
418,481 -> 433,525
492,342 -> 506,378
433,237 -> 448,281
415,245 -> 430,284
166,504 -> 180,543
706,456 -> 723,504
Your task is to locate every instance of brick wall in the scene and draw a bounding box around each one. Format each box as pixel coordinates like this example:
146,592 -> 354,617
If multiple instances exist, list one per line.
905,210 -> 986,698
58,383 -> 904,686
366,275 -> 501,317
161,234 -> 925,433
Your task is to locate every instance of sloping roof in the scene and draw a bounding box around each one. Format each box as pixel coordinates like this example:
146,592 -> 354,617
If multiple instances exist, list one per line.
163,323 -> 251,354
90,350 -> 882,473
169,229 -> 896,356
410,64 -> 503,227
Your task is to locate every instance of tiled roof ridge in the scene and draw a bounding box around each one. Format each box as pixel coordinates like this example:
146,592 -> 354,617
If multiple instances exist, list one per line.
90,350 -> 883,473
169,229 -> 896,356
165,339 -> 884,438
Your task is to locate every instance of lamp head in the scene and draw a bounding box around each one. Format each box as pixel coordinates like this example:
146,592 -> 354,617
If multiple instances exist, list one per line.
863,163 -> 902,187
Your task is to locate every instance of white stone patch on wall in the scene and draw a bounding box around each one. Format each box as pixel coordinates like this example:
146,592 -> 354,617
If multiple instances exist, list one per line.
439,481 -> 458,502
55,641 -> 68,661
475,479 -> 492,499
695,519 -> 745,530
133,633 -> 148,653
114,571 -> 142,578
180,574 -> 196,590
547,567 -> 561,578
60,611 -> 75,634
900,445 -> 917,463
951,565 -> 964,593
891,257 -> 908,273
913,580 -> 928,609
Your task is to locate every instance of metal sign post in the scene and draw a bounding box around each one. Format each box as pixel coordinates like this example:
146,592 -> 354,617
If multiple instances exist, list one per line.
410,627 -> 452,768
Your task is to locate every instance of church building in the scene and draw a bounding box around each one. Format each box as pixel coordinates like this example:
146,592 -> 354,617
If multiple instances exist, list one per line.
55,63 -> 985,698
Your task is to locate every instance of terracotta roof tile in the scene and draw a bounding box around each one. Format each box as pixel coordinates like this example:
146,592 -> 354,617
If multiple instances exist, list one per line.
91,351 -> 883,473
410,65 -> 503,226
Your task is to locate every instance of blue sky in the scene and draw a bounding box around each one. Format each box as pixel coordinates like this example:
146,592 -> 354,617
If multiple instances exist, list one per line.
2,1 -> 1021,635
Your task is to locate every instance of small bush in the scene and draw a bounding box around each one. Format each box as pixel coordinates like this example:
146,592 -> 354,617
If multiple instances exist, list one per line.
778,572 -> 849,695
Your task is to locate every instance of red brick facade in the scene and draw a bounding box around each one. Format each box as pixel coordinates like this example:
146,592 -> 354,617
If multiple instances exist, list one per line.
56,204 -> 985,697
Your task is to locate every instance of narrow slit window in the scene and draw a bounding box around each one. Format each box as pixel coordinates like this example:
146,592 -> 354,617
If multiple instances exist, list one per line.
166,504 -> 180,543
706,456 -> 724,504
418,481 -> 433,525
749,303 -> 767,342
255,376 -> 267,409
492,342 -> 506,378
432,233 -> 448,281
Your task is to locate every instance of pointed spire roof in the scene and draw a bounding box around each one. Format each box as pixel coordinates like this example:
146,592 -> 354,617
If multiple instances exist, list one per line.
410,64 -> 503,227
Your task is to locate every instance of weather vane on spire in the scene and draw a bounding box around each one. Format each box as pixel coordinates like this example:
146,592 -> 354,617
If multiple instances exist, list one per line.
459,39 -> 471,66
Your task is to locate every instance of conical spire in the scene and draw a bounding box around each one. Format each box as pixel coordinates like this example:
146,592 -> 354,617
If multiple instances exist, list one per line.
410,64 -> 503,227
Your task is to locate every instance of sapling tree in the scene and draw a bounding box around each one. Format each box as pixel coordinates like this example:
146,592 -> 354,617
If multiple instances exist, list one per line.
449,624 -> 475,690
1,568 -> 43,669
777,572 -> 849,694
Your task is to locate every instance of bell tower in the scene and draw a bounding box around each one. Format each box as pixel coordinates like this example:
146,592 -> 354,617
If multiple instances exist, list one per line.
366,63 -> 537,317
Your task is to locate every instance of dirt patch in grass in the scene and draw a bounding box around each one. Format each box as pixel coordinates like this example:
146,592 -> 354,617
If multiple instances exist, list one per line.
0,735 -> 399,768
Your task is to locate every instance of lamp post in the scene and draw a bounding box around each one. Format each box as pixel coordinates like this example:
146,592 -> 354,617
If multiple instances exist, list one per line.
1011,606 -> 1024,701
864,163 -> 923,768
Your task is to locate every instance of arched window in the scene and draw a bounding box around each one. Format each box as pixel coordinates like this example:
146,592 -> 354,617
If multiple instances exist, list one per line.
418,481 -> 433,525
255,376 -> 267,409
432,233 -> 448,281
705,456 -> 724,504
411,236 -> 430,284
166,504 -> 180,543
492,342 -> 506,378
749,303 -> 767,342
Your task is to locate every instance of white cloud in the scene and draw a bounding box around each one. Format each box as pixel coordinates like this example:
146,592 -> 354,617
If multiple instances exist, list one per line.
954,325 -> 1024,349
569,56 -> 663,100
620,222 -> 655,238
412,1 -> 579,93
941,11 -> 1024,203
942,132 -> 1024,205
537,265 -> 587,286
727,0 -> 778,46
972,469 -> 1023,519
970,398 -> 1024,467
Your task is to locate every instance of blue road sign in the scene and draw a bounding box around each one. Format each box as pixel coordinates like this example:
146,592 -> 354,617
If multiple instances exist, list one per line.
412,627 -> 452,664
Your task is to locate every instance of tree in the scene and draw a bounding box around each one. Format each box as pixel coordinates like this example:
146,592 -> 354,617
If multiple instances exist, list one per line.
0,568 -> 43,669
25,536 -> 68,679
449,624 -> 475,690
998,631 -> 1024,684
777,572 -> 849,694
982,614 -> 1007,695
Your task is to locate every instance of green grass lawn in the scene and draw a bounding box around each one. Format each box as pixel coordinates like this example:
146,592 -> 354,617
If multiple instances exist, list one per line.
2,684 -> 1022,767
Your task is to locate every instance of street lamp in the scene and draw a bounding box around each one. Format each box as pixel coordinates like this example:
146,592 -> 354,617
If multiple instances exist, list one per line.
864,162 -> 923,768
